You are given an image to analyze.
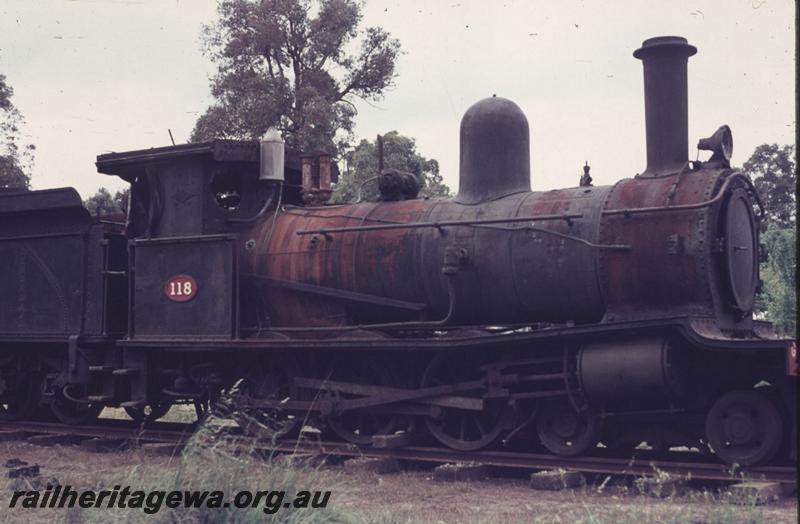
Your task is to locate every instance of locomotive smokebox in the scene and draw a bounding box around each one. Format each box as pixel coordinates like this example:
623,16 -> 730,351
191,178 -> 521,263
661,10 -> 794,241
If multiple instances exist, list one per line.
634,36 -> 697,177
456,96 -> 531,204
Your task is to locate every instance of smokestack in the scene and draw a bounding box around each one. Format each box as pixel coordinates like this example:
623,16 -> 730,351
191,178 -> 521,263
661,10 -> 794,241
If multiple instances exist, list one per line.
633,36 -> 697,177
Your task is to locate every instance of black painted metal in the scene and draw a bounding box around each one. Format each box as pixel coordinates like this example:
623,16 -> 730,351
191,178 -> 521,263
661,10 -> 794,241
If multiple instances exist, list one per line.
248,274 -> 429,312
578,337 -> 685,409
456,96 -> 531,203
723,188 -> 758,313
633,36 -> 697,177
0,188 -> 114,339
129,235 -> 238,339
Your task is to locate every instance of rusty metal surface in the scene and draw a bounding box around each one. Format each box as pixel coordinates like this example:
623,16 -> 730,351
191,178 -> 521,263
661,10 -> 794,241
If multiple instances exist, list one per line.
233,163 -> 762,333
240,186 -> 614,328
598,169 -> 722,322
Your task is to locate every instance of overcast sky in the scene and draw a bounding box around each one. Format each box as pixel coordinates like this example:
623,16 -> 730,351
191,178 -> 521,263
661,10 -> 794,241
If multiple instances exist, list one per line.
0,0 -> 794,198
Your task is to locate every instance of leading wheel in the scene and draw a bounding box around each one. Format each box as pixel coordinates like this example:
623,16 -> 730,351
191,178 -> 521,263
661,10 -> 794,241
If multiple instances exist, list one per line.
705,389 -> 783,466
421,353 -> 512,451
536,398 -> 601,457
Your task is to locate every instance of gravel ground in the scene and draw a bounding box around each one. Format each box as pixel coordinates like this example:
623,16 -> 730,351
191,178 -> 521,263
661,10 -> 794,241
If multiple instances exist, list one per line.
0,438 -> 796,524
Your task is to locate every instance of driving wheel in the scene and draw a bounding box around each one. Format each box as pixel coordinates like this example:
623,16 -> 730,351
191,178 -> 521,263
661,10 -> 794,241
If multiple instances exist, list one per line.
324,358 -> 409,445
421,353 -> 512,451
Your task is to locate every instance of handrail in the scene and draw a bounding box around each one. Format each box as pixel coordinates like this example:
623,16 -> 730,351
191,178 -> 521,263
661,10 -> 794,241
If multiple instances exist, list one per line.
602,173 -> 762,218
295,213 -> 584,236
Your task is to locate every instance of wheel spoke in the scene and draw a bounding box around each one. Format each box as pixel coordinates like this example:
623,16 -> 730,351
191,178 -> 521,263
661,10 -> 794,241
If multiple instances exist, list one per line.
422,353 -> 510,451
472,414 -> 487,437
325,359 -> 404,445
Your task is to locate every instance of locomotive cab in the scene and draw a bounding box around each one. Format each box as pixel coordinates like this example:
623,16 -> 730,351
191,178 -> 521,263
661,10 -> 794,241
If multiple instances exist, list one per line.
96,141 -> 340,341
96,141 -> 276,342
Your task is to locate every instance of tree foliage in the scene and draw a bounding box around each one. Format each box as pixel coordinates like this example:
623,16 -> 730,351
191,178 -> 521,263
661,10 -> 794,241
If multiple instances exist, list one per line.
743,144 -> 796,335
84,187 -> 129,216
0,71 -> 35,190
332,131 -> 451,203
191,0 -> 401,156
759,225 -> 796,336
743,144 -> 796,228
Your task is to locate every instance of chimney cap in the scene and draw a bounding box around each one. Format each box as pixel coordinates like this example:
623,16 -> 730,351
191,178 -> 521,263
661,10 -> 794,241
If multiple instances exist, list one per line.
633,36 -> 697,60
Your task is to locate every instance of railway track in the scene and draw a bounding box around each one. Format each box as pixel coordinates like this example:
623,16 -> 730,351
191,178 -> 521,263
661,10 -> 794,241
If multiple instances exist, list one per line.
271,441 -> 798,483
0,419 -> 796,484
0,419 -> 194,444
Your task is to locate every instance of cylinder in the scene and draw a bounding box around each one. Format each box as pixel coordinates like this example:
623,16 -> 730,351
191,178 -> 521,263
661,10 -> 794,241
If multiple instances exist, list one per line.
259,127 -> 285,181
456,96 -> 531,204
578,338 -> 687,409
633,36 -> 697,177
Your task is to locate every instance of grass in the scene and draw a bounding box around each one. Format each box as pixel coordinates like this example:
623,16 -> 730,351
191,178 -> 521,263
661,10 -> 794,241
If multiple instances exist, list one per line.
88,409 -> 353,523
2,404 -> 794,523
4,404 -> 354,523
527,468 -> 779,524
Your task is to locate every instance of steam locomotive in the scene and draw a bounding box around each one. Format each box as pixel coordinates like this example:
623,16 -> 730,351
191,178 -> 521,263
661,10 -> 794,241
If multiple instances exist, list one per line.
0,36 -> 795,467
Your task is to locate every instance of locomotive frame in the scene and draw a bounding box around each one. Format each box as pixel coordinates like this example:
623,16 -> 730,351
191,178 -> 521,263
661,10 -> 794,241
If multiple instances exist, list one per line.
0,36 -> 795,467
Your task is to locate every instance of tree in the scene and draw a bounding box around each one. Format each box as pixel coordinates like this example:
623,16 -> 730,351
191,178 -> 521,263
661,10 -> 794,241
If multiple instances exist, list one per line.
742,144 -> 796,334
743,144 -> 796,228
332,131 -> 451,203
191,0 -> 401,157
84,187 -> 129,216
0,71 -> 35,190
759,225 -> 796,336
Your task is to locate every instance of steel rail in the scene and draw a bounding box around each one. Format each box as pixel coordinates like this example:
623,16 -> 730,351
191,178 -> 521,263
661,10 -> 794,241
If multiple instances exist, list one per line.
0,420 -> 193,443
270,441 -> 797,483
0,421 -> 794,483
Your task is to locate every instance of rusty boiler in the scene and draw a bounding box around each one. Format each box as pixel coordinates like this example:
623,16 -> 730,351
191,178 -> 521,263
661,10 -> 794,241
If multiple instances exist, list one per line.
232,37 -> 757,337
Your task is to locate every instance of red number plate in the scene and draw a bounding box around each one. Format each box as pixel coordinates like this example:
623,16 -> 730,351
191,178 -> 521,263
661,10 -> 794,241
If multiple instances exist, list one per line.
164,275 -> 197,302
788,341 -> 797,377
